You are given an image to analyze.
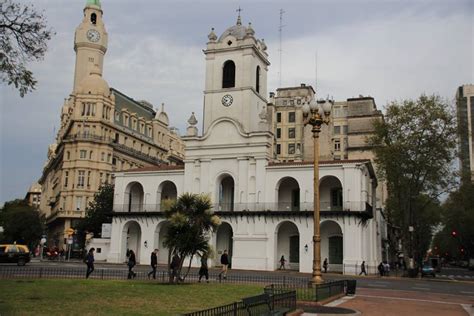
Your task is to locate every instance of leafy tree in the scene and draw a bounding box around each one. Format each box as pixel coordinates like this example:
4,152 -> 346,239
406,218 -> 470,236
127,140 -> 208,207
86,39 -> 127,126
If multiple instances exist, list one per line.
433,182 -> 474,260
77,184 -> 114,237
369,94 -> 457,267
163,193 -> 221,283
0,0 -> 54,96
0,199 -> 44,248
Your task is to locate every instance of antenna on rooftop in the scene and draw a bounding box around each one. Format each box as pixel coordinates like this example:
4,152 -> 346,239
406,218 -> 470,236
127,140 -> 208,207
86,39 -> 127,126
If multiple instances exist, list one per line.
278,8 -> 285,88
315,51 -> 318,95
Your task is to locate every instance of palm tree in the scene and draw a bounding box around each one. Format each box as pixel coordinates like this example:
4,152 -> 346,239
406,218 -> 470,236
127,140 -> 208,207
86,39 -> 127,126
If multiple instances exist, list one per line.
163,193 -> 221,282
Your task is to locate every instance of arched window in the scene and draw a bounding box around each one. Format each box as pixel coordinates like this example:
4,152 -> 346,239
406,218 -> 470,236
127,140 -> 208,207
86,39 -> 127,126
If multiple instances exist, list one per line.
256,66 -> 260,93
222,60 -> 235,88
91,13 -> 97,25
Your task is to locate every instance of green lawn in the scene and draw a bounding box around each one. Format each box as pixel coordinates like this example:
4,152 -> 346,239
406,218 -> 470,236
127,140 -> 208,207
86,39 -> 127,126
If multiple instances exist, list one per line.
0,279 -> 262,315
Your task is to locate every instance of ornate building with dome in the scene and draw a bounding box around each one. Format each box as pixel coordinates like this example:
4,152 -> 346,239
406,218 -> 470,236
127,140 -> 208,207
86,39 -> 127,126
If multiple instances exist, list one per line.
102,9 -> 386,275
38,0 -> 184,248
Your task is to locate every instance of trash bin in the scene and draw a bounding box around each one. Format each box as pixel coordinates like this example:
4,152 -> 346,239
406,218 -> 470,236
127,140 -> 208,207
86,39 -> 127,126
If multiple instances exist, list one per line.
346,280 -> 357,295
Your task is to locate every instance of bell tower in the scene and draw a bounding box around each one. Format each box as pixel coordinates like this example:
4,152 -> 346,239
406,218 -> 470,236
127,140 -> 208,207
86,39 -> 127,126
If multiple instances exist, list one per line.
202,14 -> 270,134
73,0 -> 108,92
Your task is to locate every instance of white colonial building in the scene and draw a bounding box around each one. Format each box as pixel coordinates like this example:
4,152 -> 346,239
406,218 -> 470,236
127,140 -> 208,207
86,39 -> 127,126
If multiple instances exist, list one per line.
105,14 -> 384,275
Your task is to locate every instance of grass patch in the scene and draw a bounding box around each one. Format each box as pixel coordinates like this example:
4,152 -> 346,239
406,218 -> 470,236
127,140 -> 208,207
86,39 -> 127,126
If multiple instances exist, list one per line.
0,279 -> 262,315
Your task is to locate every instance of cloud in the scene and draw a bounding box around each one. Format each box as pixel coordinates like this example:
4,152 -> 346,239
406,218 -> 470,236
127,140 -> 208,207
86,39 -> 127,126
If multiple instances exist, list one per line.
0,0 -> 472,204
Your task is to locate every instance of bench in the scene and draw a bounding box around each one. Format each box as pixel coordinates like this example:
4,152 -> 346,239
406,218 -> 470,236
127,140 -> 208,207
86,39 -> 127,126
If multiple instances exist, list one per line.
242,293 -> 290,316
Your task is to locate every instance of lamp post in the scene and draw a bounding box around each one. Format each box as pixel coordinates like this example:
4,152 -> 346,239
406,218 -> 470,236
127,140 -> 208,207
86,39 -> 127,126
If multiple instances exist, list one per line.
302,97 -> 333,285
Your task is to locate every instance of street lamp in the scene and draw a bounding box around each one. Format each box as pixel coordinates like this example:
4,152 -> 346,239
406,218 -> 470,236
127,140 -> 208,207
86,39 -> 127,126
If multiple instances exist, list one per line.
302,96 -> 333,285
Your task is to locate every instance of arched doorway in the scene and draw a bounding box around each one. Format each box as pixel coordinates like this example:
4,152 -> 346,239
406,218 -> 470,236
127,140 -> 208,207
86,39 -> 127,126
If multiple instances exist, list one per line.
154,221 -> 170,264
277,177 -> 300,211
276,221 -> 300,270
321,220 -> 343,272
124,182 -> 144,212
157,181 -> 177,211
319,176 -> 343,211
216,222 -> 233,267
121,221 -> 142,263
218,175 -> 234,211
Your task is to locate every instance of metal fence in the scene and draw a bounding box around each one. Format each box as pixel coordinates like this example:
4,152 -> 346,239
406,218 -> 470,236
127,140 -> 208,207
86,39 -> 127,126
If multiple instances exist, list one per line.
182,289 -> 297,316
0,266 -> 310,285
264,280 -> 346,302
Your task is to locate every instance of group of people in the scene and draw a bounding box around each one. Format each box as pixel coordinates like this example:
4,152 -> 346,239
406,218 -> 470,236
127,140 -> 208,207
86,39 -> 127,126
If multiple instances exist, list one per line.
378,261 -> 391,276
84,247 -> 231,282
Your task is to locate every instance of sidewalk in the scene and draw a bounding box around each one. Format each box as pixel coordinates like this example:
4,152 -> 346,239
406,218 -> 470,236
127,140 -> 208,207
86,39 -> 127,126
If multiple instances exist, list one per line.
321,288 -> 473,316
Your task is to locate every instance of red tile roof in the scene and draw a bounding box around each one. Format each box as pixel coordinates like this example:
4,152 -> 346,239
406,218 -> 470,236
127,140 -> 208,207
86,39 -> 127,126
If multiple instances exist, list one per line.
268,159 -> 370,167
124,165 -> 184,173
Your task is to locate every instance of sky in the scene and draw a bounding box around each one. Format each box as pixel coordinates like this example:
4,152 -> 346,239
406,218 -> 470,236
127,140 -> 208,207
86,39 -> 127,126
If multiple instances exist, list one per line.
0,0 -> 472,205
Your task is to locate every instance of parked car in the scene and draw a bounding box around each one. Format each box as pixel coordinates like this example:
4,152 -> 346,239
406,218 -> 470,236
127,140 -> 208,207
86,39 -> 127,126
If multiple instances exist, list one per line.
0,244 -> 31,266
421,264 -> 436,277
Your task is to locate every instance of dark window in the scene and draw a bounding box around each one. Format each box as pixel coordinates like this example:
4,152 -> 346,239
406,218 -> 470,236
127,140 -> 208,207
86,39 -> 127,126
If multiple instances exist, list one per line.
334,126 -> 341,134
342,125 -> 348,134
289,235 -> 300,263
288,128 -> 295,138
276,128 -> 281,139
276,144 -> 281,154
222,60 -> 235,88
91,13 -> 97,25
276,112 -> 282,123
288,112 -> 295,123
331,188 -> 343,207
288,144 -> 295,154
114,133 -> 119,143
256,66 -> 260,93
329,236 -> 343,264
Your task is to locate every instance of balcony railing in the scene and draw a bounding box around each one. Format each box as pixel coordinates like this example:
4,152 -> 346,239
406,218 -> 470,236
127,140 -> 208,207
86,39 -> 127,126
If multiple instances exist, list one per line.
113,201 -> 371,213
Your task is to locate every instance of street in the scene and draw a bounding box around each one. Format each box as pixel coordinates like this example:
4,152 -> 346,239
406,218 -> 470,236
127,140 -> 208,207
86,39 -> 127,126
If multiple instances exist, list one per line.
6,260 -> 473,298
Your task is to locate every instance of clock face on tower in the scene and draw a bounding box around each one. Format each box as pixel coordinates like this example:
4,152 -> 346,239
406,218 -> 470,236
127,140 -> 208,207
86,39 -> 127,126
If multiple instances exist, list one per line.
86,29 -> 100,42
222,94 -> 233,107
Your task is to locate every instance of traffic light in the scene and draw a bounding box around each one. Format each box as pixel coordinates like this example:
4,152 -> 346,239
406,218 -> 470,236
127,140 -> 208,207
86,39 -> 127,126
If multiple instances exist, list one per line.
451,230 -> 457,237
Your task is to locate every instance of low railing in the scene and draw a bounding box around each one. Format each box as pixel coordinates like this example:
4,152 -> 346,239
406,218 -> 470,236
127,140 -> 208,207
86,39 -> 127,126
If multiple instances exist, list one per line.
183,289 -> 297,316
0,266 -> 310,285
113,201 -> 371,213
264,280 -> 346,302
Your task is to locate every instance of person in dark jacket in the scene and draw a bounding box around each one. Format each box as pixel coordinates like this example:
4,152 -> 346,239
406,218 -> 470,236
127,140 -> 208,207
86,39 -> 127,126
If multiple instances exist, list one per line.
170,253 -> 180,283
218,250 -> 229,280
378,262 -> 385,277
127,250 -> 137,279
323,258 -> 328,273
198,254 -> 209,283
147,249 -> 159,279
85,248 -> 95,279
359,261 -> 367,276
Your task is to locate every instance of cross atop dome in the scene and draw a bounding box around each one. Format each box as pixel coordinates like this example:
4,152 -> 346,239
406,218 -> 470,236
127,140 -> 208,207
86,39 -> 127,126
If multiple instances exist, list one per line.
236,7 -> 243,25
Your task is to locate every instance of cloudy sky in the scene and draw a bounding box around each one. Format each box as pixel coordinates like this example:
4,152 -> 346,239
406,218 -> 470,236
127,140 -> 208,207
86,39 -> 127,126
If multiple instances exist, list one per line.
0,0 -> 472,205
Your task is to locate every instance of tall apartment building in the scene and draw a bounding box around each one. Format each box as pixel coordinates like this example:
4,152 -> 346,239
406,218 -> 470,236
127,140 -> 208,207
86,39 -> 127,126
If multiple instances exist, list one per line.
38,0 -> 184,247
25,182 -> 42,209
456,84 -> 474,182
270,84 -> 383,163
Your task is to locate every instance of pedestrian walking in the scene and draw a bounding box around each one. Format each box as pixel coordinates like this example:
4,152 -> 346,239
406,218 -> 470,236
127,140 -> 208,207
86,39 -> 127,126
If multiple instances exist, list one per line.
198,254 -> 209,283
323,258 -> 328,273
170,253 -> 180,283
384,261 -> 390,276
279,255 -> 286,270
147,249 -> 158,279
378,262 -> 384,277
218,250 -> 229,281
359,261 -> 367,276
127,250 -> 137,279
85,248 -> 95,279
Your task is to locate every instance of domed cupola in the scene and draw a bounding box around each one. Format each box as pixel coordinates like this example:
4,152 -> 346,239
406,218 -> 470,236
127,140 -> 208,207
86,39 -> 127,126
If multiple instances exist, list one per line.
76,65 -> 110,96
218,14 -> 248,42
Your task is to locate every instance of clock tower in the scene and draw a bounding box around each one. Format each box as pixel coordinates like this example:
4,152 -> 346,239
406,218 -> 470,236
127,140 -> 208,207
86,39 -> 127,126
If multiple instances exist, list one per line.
73,0 -> 108,92
202,14 -> 270,134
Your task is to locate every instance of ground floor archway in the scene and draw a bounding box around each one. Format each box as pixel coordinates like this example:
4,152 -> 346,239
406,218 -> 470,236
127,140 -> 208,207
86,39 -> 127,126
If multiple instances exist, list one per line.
321,220 -> 343,272
215,222 -> 233,267
276,221 -> 300,270
121,221 -> 142,263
